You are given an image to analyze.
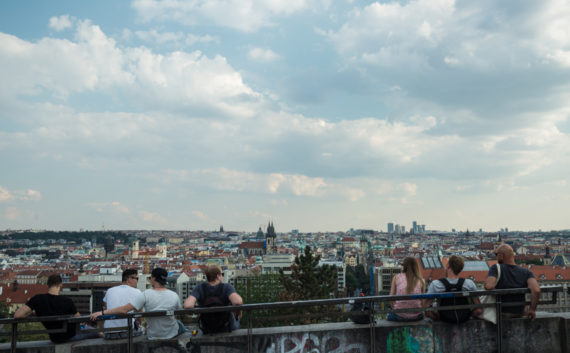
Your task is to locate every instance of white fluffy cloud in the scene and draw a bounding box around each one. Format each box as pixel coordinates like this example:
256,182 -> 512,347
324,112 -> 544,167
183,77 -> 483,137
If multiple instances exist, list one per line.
131,0 -> 319,32
248,47 -> 280,62
49,15 -> 74,31
0,21 -> 261,117
0,186 -> 14,202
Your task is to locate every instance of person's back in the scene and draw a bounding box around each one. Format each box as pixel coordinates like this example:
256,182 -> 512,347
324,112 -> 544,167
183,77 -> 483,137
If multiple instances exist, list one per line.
436,278 -> 472,323
197,282 -> 233,333
26,293 -> 78,343
425,255 -> 481,322
132,288 -> 182,339
103,269 -> 142,338
490,263 -> 534,314
485,245 -> 540,319
184,266 -> 243,334
388,257 -> 425,322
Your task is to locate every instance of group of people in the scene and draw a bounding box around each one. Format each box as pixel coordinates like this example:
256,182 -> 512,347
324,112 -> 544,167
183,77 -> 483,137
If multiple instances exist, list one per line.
14,265 -> 243,343
13,244 -> 541,344
388,244 -> 540,323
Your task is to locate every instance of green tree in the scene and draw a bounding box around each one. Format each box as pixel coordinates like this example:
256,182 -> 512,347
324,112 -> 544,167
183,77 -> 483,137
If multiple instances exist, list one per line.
235,273 -> 284,327
279,246 -> 338,301
278,246 -> 340,324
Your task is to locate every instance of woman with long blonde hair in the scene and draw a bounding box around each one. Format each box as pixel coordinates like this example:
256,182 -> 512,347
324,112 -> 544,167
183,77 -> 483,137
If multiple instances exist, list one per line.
388,257 -> 426,321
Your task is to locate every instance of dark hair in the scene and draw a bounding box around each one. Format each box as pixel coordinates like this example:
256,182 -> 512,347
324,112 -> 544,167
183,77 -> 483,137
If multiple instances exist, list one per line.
122,269 -> 138,282
205,266 -> 222,282
151,267 -> 168,286
448,255 -> 464,275
47,274 -> 62,288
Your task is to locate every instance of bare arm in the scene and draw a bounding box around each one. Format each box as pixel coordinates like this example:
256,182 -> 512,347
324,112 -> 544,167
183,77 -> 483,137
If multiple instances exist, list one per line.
184,295 -> 197,309
13,304 -> 32,319
90,303 -> 136,321
228,292 -> 243,319
471,297 -> 482,317
525,277 -> 540,320
228,292 -> 243,306
484,276 -> 497,290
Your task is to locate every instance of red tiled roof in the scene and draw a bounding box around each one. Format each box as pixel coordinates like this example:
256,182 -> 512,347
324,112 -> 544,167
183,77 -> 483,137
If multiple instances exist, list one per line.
0,284 -> 46,305
239,241 -> 265,249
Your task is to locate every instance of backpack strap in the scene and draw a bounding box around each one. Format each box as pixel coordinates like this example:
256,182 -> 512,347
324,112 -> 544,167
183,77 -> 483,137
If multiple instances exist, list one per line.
439,278 -> 452,291
456,278 -> 465,291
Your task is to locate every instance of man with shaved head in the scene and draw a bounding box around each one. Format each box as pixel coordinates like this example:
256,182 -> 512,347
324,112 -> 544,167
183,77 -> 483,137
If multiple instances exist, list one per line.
485,244 -> 540,319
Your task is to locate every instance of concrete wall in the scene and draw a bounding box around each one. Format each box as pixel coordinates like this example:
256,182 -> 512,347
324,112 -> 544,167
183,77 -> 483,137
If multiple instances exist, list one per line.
2,313 -> 569,353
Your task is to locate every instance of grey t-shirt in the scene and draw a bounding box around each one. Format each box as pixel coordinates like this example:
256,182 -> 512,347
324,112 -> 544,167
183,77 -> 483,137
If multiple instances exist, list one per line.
427,278 -> 477,294
130,289 -> 182,340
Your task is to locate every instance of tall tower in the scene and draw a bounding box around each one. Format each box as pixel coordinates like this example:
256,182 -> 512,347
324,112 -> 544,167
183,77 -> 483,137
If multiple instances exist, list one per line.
266,222 -> 276,254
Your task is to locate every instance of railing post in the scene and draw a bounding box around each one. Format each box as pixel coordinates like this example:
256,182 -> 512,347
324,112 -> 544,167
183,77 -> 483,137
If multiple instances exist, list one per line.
127,316 -> 133,353
368,298 -> 375,353
10,322 -> 17,353
496,295 -> 502,353
247,310 -> 252,353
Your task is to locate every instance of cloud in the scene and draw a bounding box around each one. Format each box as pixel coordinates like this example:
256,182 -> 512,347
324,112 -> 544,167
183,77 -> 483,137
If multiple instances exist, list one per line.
133,29 -> 217,46
248,47 -> 280,62
49,15 -> 74,31
19,189 -> 42,201
4,207 -> 20,220
0,21 -> 262,117
0,186 -> 41,202
0,186 -> 14,202
139,210 -> 167,223
131,0 -> 319,32
88,201 -> 130,215
324,0 -> 570,123
192,210 -> 211,221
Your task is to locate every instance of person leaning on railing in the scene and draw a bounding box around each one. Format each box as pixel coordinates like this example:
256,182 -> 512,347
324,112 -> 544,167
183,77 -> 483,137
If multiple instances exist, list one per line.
422,255 -> 482,323
14,274 -> 101,343
387,257 -> 426,322
484,244 -> 540,320
90,267 -> 187,340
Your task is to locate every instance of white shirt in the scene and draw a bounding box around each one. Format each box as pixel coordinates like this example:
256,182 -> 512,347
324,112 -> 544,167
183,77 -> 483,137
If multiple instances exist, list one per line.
103,284 -> 142,330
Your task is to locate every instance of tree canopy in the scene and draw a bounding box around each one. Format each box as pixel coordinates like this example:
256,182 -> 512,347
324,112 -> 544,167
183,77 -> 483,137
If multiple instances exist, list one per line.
279,246 -> 338,300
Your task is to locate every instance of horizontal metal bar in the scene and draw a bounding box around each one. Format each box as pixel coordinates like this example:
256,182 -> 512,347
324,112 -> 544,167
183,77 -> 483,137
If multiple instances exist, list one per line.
0,285 -> 562,326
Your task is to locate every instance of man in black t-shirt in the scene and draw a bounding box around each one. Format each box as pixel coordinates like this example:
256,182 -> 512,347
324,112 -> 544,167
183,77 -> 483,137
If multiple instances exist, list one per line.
14,274 -> 99,343
184,266 -> 243,332
485,244 -> 540,319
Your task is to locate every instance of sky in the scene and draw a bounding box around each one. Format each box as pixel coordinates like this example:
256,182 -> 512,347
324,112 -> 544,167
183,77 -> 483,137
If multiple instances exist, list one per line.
1,0 -> 569,233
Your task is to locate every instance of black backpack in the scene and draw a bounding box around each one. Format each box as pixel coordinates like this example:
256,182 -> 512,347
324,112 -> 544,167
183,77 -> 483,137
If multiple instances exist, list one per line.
199,283 -> 232,334
438,278 -> 472,324
349,301 -> 371,324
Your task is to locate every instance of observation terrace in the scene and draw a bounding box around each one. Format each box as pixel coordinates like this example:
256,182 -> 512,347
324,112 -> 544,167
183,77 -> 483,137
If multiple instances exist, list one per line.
0,286 -> 568,353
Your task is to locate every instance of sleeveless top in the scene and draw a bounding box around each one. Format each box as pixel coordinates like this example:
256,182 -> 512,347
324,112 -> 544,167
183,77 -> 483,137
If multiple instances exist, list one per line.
392,273 -> 423,318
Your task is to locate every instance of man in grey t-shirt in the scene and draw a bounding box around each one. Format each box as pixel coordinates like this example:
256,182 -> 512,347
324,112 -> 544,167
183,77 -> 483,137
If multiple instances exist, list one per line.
423,255 -> 482,321
91,268 -> 185,340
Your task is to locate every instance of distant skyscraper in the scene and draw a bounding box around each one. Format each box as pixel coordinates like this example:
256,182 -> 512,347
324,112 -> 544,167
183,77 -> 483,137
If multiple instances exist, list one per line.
387,223 -> 394,233
412,221 -> 418,234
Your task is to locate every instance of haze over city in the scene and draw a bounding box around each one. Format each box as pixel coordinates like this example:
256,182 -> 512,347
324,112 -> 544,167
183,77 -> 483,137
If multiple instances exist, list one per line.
1,1 -> 569,232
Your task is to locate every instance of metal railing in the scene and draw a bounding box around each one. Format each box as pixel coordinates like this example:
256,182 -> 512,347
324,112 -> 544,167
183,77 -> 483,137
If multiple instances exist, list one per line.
0,285 -> 564,353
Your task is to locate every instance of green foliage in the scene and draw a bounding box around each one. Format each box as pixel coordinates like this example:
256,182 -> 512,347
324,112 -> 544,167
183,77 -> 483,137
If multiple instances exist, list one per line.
8,231 -> 130,245
235,273 -> 284,327
279,246 -> 338,301
277,246 -> 341,325
345,264 -> 370,295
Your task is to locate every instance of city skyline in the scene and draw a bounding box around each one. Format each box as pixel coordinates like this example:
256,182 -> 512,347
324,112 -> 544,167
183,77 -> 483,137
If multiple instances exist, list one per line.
1,1 -> 569,232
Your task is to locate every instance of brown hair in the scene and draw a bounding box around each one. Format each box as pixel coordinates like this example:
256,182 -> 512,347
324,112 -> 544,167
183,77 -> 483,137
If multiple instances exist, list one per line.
47,274 -> 62,288
448,255 -> 464,275
205,266 -> 222,282
402,257 -> 424,294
